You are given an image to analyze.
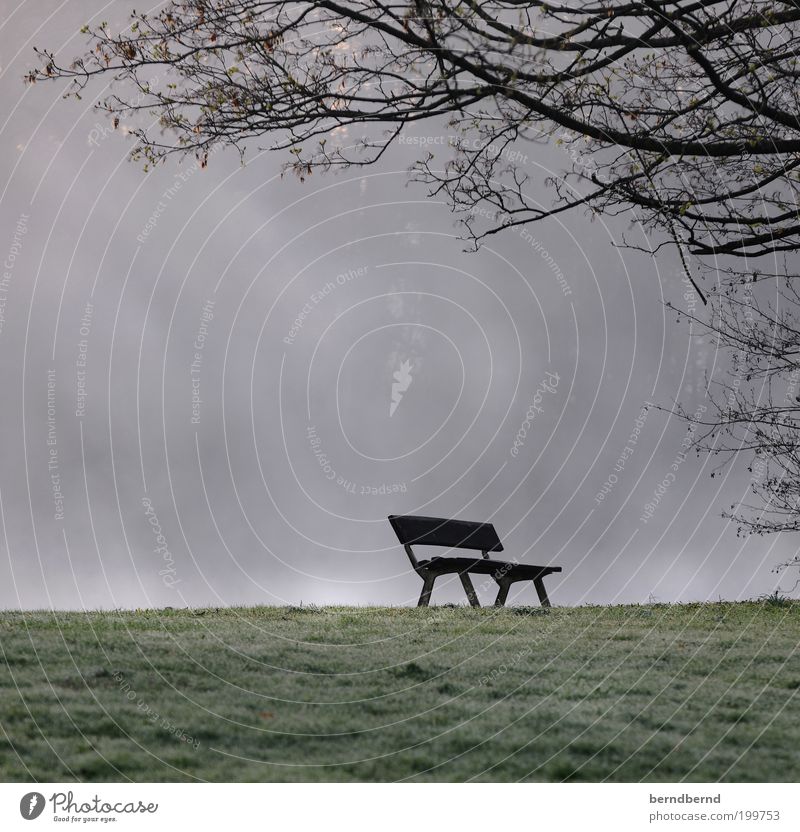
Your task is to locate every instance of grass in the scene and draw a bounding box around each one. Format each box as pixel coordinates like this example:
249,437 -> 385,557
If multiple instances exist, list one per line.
0,602 -> 799,782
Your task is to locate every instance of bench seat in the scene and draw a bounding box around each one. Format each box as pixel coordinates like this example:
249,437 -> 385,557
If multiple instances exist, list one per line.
419,557 -> 561,582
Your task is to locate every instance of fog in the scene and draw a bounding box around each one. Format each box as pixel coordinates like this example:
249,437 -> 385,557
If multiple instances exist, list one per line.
0,1 -> 790,610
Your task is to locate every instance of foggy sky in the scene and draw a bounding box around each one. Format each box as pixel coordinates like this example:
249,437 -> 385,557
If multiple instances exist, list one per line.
0,1 -> 791,610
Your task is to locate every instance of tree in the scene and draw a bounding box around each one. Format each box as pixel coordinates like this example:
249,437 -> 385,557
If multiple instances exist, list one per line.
28,0 -> 800,274
30,0 -> 800,556
670,265 -> 800,586
674,266 -> 800,537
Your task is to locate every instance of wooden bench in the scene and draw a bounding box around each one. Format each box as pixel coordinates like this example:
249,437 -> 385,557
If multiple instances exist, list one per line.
388,514 -> 562,608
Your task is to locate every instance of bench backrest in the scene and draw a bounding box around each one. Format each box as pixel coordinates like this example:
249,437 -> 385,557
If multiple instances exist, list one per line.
388,514 -> 503,553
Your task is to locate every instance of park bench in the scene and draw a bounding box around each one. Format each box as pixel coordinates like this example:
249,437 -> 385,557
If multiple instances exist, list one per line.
388,514 -> 562,608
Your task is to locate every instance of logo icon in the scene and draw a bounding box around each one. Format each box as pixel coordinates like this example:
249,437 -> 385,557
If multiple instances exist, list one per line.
20,792 -> 45,820
389,359 -> 414,417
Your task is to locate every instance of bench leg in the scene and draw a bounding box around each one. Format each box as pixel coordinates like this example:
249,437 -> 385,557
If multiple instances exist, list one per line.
459,573 -> 480,607
494,578 -> 511,607
533,577 -> 551,608
418,573 -> 436,607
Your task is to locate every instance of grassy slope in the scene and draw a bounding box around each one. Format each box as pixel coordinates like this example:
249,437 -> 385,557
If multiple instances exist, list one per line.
0,603 -> 798,782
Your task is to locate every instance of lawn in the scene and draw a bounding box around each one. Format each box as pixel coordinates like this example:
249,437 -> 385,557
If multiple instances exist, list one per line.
0,602 -> 798,782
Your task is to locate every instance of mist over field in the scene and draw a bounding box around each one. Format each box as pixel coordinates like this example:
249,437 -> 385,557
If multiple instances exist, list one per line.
0,1 -> 792,611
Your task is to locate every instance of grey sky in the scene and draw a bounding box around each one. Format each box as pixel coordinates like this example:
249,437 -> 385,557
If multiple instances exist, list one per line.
0,1 -> 792,610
